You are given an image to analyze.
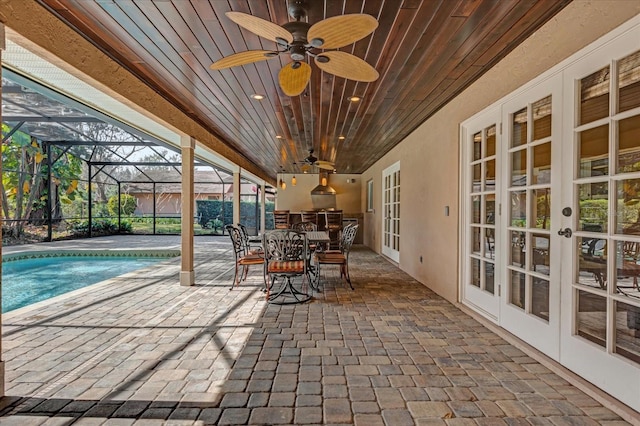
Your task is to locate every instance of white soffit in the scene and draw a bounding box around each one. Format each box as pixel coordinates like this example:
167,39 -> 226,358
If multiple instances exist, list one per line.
2,37 -> 245,178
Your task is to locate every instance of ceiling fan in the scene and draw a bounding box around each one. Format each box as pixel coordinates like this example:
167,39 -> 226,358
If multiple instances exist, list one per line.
295,148 -> 335,171
210,0 -> 379,96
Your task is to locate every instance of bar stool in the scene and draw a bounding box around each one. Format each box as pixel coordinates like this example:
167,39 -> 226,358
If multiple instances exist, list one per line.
300,210 -> 318,227
273,210 -> 290,229
324,210 -> 343,250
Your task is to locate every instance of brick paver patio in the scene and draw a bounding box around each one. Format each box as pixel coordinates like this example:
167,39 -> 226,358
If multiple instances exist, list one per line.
0,236 -> 635,424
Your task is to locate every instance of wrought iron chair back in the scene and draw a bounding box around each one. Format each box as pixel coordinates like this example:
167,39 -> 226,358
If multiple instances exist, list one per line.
325,222 -> 353,254
342,224 -> 359,262
236,223 -> 250,249
263,229 -> 310,304
292,221 -> 317,232
237,223 -> 261,254
314,224 -> 359,289
225,224 -> 265,291
264,229 -> 308,262
226,224 -> 247,257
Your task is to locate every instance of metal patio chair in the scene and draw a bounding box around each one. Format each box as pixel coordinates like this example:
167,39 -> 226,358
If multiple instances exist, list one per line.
225,224 -> 266,291
314,224 -> 358,289
263,229 -> 310,304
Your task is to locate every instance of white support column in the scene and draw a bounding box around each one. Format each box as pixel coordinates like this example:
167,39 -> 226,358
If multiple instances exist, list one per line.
260,183 -> 266,233
0,23 -> 6,398
233,170 -> 241,225
180,135 -> 195,286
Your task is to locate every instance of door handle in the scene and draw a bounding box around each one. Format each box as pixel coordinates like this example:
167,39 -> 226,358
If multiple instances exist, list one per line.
557,227 -> 572,238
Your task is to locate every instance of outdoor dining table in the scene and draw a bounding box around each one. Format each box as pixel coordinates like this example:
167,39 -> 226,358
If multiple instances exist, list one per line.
249,231 -> 329,245
304,231 -> 331,290
305,230 -> 331,246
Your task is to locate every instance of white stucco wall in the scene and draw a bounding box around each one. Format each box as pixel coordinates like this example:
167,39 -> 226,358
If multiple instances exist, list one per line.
361,1 -> 640,303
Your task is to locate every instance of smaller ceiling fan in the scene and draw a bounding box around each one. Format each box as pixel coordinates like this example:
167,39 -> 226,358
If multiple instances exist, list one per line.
295,148 -> 335,171
210,0 -> 379,96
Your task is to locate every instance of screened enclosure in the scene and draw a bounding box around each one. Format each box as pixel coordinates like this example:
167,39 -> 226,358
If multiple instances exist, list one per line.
1,69 -> 274,245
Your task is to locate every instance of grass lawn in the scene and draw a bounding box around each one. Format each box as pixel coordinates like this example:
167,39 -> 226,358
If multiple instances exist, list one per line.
131,219 -> 222,235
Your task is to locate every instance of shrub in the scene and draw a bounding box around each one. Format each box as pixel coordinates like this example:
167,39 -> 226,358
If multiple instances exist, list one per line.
70,218 -> 131,236
156,217 -> 181,225
107,194 -> 137,216
208,218 -> 224,232
119,220 -> 133,233
196,200 -> 232,228
196,200 -> 275,229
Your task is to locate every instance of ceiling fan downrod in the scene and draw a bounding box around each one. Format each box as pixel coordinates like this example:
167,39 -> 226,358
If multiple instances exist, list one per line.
284,0 -> 324,53
287,0 -> 308,21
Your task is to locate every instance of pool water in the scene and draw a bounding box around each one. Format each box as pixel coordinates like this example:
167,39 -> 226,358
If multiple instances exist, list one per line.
2,256 -> 165,313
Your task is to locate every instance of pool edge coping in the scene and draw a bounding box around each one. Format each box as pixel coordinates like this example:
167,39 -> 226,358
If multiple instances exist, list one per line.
2,249 -> 181,262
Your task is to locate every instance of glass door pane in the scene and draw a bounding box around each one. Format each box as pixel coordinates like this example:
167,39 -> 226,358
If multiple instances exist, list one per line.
501,79 -> 561,361
468,125 -> 497,296
461,108 -> 501,319
506,95 -> 553,322
571,49 -> 640,368
382,162 -> 400,262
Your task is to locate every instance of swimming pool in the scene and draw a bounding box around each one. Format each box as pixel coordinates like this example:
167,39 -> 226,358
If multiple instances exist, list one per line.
2,254 -> 173,312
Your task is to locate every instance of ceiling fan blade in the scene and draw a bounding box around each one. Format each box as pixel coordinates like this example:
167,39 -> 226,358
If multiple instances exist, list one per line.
317,162 -> 335,171
210,50 -> 277,70
279,62 -> 312,96
307,14 -> 378,49
226,11 -> 293,44
316,160 -> 335,170
315,51 -> 379,82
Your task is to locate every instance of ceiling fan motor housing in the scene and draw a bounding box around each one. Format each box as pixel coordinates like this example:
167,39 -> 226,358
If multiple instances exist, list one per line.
282,21 -> 312,61
282,21 -> 311,41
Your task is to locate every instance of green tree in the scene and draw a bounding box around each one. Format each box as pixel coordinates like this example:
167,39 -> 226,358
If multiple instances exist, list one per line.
1,124 -> 82,237
1,129 -> 39,237
36,145 -> 83,222
108,193 -> 137,216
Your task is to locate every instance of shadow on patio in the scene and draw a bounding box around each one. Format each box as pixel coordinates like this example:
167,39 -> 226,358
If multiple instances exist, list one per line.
0,241 -> 628,424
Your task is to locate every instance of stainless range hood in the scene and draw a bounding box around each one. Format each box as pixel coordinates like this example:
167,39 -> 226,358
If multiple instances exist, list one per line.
310,172 -> 336,195
310,172 -> 337,209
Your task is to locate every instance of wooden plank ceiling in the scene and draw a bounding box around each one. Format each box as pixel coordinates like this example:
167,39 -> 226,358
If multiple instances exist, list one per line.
37,0 -> 571,178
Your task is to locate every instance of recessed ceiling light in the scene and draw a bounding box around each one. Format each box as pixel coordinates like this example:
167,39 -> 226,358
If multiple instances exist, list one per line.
251,94 -> 264,100
347,96 -> 361,102
276,135 -> 282,139
338,135 -> 346,140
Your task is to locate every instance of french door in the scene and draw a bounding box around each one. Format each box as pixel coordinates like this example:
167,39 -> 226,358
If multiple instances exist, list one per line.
559,40 -> 640,409
462,77 -> 563,360
382,161 -> 400,262
500,77 -> 563,359
462,22 -> 640,409
461,108 -> 501,319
